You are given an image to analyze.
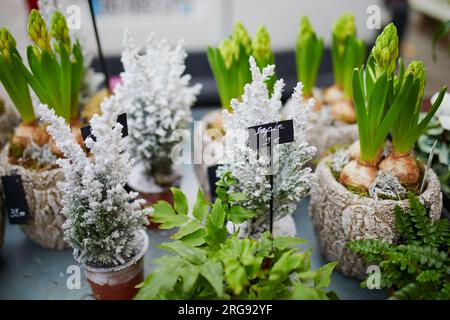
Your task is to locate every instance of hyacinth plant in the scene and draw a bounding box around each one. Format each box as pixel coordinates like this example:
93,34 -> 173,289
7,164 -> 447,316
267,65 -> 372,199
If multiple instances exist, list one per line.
0,28 -> 35,125
118,30 -> 201,186
330,14 -> 365,99
379,60 -> 447,186
16,9 -> 84,122
38,97 -> 149,267
220,56 -> 315,232
37,0 -> 105,107
339,24 -> 417,191
207,23 -> 275,111
295,16 -> 324,99
0,9 -> 85,165
135,175 -> 337,300
339,23 -> 447,192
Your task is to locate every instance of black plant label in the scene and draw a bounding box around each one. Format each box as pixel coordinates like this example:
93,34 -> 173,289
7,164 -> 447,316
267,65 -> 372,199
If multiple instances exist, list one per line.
207,164 -> 220,201
1,175 -> 28,224
248,119 -> 294,151
81,113 -> 128,142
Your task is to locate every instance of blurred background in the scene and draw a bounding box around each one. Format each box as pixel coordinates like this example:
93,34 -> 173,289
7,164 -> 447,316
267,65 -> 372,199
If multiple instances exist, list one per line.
1,0 -> 449,106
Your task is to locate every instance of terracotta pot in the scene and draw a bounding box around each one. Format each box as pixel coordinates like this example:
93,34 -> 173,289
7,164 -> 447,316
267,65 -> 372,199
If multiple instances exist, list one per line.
80,229 -> 149,300
127,163 -> 179,229
194,109 -> 224,201
309,155 -> 442,280
0,144 -> 68,250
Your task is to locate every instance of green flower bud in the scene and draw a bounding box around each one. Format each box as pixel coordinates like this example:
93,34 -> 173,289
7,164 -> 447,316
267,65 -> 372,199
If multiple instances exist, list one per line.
28,9 -> 51,52
372,23 -> 399,77
0,28 -> 16,62
232,22 -> 251,56
51,11 -> 71,53
333,14 -> 355,41
299,16 -> 314,40
405,60 -> 426,99
219,38 -> 237,69
251,26 -> 272,63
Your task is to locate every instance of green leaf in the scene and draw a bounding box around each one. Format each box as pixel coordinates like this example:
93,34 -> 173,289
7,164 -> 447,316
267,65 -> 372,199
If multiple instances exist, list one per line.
269,250 -> 302,284
171,220 -> 203,240
180,264 -> 200,293
273,236 -> 306,250
158,241 -> 206,265
291,283 -> 330,300
150,201 -> 189,229
314,262 -> 337,289
179,229 -> 207,247
171,187 -> 189,215
210,199 -> 225,228
228,205 -> 256,224
192,190 -> 209,222
199,261 -> 224,297
222,258 -> 248,295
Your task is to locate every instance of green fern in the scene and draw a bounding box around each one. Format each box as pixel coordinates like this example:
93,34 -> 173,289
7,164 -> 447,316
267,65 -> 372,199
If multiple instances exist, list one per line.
136,172 -> 337,300
348,193 -> 450,300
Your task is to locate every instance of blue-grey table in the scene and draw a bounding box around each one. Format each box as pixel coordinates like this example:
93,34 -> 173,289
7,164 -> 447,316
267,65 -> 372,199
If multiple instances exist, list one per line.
0,108 -> 388,300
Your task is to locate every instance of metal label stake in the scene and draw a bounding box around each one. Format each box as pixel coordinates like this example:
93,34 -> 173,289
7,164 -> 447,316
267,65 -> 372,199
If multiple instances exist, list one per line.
248,119 -> 294,235
88,0 -> 110,92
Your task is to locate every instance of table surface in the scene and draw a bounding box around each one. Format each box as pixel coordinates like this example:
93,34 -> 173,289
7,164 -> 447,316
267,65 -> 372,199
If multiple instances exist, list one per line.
0,108 -> 388,300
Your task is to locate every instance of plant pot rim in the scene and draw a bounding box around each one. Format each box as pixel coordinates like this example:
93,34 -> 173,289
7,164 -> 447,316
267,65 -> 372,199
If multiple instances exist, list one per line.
0,143 -> 61,175
76,229 -> 148,273
127,162 -> 181,193
319,154 -> 439,202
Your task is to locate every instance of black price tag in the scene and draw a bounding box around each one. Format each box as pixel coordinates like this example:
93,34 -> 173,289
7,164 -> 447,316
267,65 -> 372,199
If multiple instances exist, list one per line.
207,164 -> 220,201
81,113 -> 129,142
248,119 -> 294,151
1,175 -> 28,224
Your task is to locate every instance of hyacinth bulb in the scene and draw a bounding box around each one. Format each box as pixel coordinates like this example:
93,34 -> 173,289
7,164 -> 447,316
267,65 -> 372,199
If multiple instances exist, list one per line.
28,9 -> 52,53
371,23 -> 399,77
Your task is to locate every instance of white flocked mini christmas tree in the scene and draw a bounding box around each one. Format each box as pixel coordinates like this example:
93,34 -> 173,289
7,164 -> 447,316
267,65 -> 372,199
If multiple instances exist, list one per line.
117,30 -> 201,188
220,56 -> 316,234
38,97 -> 149,267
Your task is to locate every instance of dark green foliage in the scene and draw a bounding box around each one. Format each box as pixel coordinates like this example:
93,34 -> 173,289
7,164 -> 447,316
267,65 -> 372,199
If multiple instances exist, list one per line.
348,193 -> 450,299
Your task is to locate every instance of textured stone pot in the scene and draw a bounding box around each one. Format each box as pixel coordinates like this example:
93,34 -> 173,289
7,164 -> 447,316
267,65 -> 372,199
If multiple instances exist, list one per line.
194,109 -> 224,200
0,104 -> 19,149
0,144 -> 68,250
308,108 -> 358,159
284,97 -> 358,161
80,229 -> 148,300
309,156 -> 442,279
